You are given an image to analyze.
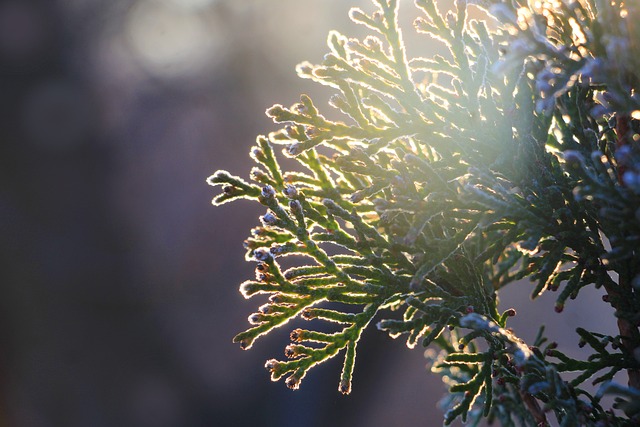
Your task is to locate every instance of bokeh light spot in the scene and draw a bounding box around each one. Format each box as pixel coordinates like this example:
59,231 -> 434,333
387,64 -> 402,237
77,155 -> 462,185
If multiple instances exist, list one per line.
125,0 -> 225,78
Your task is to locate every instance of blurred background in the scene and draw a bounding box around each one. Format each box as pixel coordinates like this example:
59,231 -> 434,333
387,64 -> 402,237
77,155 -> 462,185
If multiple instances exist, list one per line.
0,0 -> 617,426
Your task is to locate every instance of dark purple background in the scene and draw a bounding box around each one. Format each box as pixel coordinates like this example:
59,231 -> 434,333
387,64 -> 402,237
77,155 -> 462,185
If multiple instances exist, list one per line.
0,1 -> 616,426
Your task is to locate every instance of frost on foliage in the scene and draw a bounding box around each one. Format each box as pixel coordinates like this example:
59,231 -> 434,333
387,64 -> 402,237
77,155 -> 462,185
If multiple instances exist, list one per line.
209,0 -> 640,425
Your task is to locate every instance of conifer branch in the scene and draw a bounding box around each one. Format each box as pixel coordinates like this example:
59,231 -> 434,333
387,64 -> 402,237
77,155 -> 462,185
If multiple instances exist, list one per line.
209,0 -> 640,424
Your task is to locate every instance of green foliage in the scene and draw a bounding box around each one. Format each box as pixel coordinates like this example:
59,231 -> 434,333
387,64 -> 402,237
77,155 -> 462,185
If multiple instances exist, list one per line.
208,0 -> 640,424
